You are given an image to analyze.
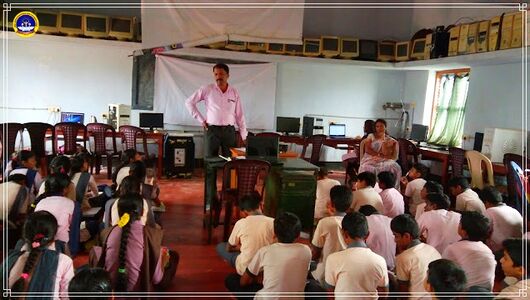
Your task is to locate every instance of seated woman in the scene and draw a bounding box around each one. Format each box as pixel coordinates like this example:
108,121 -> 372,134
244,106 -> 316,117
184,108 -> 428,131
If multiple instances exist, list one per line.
358,119 -> 402,189
342,120 -> 375,181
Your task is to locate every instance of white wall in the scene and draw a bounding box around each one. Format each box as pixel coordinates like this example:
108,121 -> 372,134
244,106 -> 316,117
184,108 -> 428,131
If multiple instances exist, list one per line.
2,32 -> 139,124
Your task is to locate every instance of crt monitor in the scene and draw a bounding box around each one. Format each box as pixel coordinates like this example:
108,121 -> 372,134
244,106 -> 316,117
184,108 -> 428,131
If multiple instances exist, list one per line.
329,124 -> 346,137
246,135 -> 279,158
276,117 -> 300,135
410,124 -> 429,142
61,112 -> 84,124
139,113 -> 164,130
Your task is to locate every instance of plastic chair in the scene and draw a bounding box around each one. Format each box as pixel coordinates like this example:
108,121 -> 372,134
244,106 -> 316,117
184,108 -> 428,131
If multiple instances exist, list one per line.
449,147 -> 467,178
0,123 -> 24,159
119,125 -> 148,155
301,134 -> 327,165
54,122 -> 87,155
86,123 -> 119,179
24,122 -> 56,175
397,138 -> 420,174
465,150 -> 494,189
209,159 -> 271,243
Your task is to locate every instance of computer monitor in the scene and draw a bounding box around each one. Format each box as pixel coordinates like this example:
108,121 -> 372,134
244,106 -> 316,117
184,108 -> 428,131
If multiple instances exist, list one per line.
329,124 -> 346,138
61,112 -> 85,124
410,124 -> 429,142
246,135 -> 279,158
139,113 -> 164,131
276,117 -> 300,135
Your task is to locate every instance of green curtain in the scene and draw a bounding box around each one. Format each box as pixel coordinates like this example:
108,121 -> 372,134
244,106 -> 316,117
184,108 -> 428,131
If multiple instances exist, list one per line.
427,74 -> 470,147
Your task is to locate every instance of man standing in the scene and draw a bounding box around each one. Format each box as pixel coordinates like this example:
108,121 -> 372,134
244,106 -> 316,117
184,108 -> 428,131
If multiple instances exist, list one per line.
185,63 -> 248,157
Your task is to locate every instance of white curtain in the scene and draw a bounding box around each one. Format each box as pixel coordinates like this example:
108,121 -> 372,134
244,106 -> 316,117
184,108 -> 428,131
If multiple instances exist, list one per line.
153,56 -> 277,130
141,0 -> 305,49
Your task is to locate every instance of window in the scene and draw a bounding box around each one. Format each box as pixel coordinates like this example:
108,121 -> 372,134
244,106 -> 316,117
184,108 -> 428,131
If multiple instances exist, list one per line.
427,68 -> 470,147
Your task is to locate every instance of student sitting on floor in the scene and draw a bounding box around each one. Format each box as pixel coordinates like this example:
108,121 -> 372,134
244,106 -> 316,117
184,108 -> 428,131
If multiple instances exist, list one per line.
415,181 -> 444,220
216,192 -> 274,276
33,173 -> 75,253
425,259 -> 467,299
377,171 -> 404,218
38,155 -> 77,201
359,205 -> 396,270
2,211 -> 74,298
7,150 -> 43,197
91,193 -> 179,292
416,193 -> 461,254
400,163 -> 428,216
391,214 -> 441,298
225,212 -> 311,299
448,177 -> 486,214
70,153 -> 99,210
325,211 -> 389,298
314,168 -> 341,221
442,211 -> 496,291
311,185 -> 352,285
113,149 -> 142,190
1,174 -> 31,248
351,172 -> 384,213
480,186 -> 523,252
496,238 -> 530,299
68,267 -> 113,299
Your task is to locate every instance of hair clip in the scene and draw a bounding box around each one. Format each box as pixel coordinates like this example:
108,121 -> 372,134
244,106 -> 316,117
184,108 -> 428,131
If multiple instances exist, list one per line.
60,167 -> 65,174
34,233 -> 44,240
31,241 -> 40,248
20,273 -> 29,280
118,268 -> 126,274
117,213 -> 130,228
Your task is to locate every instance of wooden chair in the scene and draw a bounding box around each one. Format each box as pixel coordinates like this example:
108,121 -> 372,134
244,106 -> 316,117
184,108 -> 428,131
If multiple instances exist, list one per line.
209,159 -> 271,243
86,123 -> 119,179
24,122 -> 56,175
465,150 -> 494,189
301,134 -> 327,165
397,138 -> 420,174
0,122 -> 24,160
449,147 -> 467,178
54,122 -> 87,155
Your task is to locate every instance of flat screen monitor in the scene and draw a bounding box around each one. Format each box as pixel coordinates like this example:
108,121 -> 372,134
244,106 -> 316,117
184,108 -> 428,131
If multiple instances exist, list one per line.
246,135 -> 279,158
139,113 -> 164,130
61,112 -> 84,124
410,124 -> 428,142
276,117 -> 300,135
329,124 -> 346,137
474,132 -> 484,152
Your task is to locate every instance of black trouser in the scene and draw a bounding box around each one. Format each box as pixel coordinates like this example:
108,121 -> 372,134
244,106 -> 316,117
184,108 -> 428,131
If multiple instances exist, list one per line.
224,273 -> 262,299
205,125 -> 236,158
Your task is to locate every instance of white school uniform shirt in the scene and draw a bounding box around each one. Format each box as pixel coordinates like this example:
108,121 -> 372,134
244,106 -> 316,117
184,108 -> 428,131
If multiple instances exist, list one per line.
247,243 -> 311,300
9,167 -> 43,195
352,187 -> 384,213
379,188 -> 404,218
395,242 -> 441,299
314,178 -> 341,219
8,243 -> 74,299
34,196 -> 75,243
311,215 -> 347,284
486,204 -> 523,252
110,197 -> 149,226
442,240 -> 496,290
495,279 -> 530,299
325,243 -> 389,299
455,189 -> 486,214
115,166 -> 131,188
71,172 -> 99,210
404,178 -> 426,215
228,214 -> 275,276
417,209 -> 461,254
415,203 -> 427,220
366,214 -> 396,269
0,181 -> 30,220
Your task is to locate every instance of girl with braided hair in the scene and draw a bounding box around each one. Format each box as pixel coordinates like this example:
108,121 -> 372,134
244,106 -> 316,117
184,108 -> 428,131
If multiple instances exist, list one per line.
1,211 -> 74,299
91,193 -> 178,292
37,155 -> 76,201
33,173 -> 75,253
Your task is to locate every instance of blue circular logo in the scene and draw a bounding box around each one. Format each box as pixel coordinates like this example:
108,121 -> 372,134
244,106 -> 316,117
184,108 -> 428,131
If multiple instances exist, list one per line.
13,11 -> 39,37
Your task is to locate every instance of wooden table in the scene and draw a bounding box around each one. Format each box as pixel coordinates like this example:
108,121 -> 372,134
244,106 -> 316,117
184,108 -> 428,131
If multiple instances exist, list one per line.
419,147 -> 508,187
230,147 -> 299,158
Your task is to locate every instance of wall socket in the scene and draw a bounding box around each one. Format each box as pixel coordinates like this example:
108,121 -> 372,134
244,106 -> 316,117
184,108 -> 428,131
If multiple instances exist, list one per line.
47,106 -> 60,113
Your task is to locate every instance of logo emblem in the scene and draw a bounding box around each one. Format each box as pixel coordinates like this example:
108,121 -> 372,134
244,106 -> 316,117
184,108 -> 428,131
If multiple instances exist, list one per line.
13,11 -> 39,37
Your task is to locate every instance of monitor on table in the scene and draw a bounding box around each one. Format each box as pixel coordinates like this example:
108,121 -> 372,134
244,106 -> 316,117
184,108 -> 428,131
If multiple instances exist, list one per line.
61,112 -> 84,124
276,117 -> 300,135
139,113 -> 164,131
246,135 -> 279,158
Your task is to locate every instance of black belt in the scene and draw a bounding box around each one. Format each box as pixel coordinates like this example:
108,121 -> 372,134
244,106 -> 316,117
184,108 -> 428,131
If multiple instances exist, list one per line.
209,124 -> 234,128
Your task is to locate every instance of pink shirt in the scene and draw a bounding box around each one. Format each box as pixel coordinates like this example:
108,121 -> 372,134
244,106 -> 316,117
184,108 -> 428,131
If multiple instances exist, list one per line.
105,221 -> 163,291
485,204 -> 523,251
8,243 -> 74,299
379,188 -> 404,218
417,209 -> 461,254
185,83 -> 248,139
366,214 -> 396,269
34,196 -> 74,243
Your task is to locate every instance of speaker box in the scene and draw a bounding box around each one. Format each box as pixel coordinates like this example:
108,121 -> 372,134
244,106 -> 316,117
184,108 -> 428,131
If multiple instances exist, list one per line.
164,136 -> 194,178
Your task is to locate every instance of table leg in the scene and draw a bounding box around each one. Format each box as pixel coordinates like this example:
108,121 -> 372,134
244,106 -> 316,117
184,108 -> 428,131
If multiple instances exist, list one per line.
441,157 -> 449,187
